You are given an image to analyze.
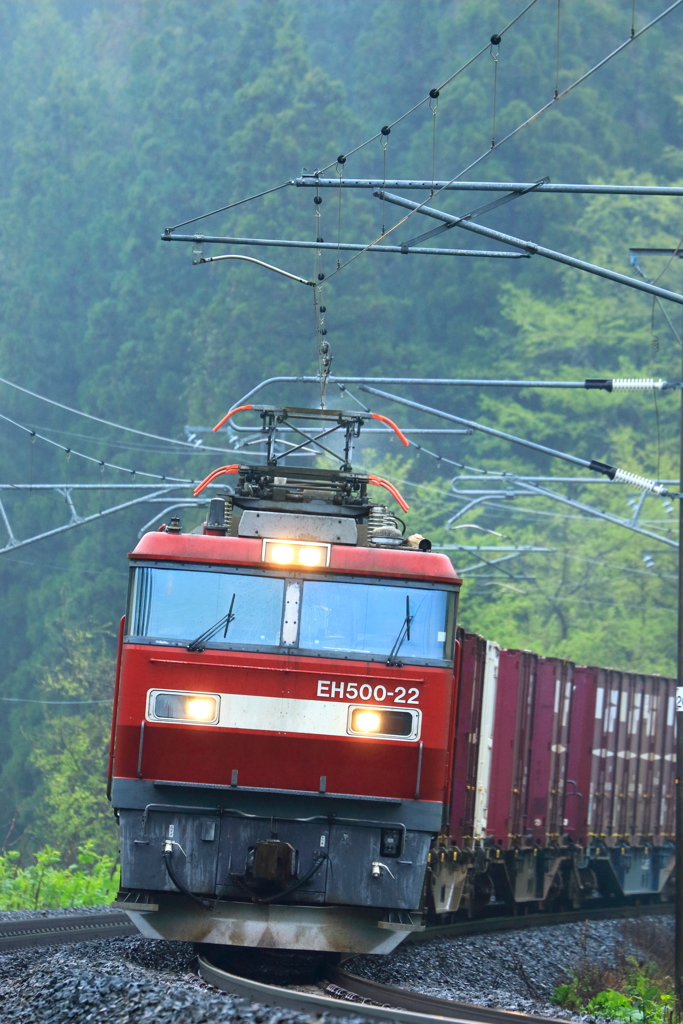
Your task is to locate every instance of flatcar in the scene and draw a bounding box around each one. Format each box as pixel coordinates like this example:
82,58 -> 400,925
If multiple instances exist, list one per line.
108,406 -> 674,966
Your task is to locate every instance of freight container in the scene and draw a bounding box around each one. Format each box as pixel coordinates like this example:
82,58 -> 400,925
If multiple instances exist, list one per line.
526,658 -> 573,846
486,649 -> 536,848
449,632 -> 487,847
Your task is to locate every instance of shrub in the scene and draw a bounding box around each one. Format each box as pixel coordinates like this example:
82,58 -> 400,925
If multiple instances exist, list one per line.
0,841 -> 119,910
551,919 -> 674,1023
553,963 -> 673,1023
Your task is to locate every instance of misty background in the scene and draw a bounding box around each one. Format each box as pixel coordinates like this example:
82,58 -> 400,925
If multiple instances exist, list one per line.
0,0 -> 680,856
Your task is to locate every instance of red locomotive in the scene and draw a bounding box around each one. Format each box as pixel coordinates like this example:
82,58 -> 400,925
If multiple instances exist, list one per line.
108,406 -> 674,964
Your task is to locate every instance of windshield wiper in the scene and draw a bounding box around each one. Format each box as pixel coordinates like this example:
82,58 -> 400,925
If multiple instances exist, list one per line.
187,593 -> 236,652
386,596 -> 414,667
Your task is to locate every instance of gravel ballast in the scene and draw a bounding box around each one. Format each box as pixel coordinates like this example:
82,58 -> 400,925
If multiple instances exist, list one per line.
0,934 -> 370,1024
0,904 -> 120,923
347,914 -> 673,1019
0,910 -> 671,1022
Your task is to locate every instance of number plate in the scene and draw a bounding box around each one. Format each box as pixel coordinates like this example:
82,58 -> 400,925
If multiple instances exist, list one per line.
316,679 -> 420,705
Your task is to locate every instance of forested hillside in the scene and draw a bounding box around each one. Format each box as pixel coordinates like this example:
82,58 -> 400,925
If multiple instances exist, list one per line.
0,0 -> 681,858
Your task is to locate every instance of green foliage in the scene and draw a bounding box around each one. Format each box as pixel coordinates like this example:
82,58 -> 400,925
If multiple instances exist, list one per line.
552,960 -> 674,1023
28,626 -> 118,860
0,0 -> 680,852
0,842 -> 118,910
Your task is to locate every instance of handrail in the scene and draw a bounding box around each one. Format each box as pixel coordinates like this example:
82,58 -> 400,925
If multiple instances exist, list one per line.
368,474 -> 410,512
193,464 -> 240,496
370,413 -> 409,446
213,406 -> 253,432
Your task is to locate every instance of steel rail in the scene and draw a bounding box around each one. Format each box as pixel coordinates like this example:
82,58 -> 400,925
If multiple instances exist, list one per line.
198,904 -> 673,1024
0,911 -> 135,951
329,968 -> 560,1023
198,955 -> 554,1024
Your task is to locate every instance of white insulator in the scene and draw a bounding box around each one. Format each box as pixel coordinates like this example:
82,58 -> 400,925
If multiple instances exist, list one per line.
612,468 -> 668,495
611,378 -> 665,391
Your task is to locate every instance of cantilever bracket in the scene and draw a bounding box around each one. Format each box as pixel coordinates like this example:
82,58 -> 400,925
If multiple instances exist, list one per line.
400,177 -> 549,250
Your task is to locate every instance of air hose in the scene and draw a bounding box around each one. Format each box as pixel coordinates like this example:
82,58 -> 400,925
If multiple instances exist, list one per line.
163,841 -> 213,910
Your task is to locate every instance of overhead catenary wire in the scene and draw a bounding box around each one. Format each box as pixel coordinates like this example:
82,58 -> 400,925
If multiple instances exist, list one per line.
451,477 -> 678,547
452,0 -> 683,181
161,0 -> 543,241
0,411 -> 193,484
21,422 -> 222,456
161,0 -> 683,297
164,180 -> 292,233
0,376 -> 240,455
416,486 -> 679,578
310,0 -> 683,285
315,0 -> 542,175
470,499 -> 676,527
0,486 -> 179,557
301,0 -> 682,285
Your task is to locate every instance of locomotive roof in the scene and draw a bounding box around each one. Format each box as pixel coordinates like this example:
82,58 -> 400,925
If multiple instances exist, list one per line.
129,532 -> 460,585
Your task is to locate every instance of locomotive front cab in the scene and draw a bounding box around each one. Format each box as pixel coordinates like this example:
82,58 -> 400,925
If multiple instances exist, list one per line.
109,463 -> 461,954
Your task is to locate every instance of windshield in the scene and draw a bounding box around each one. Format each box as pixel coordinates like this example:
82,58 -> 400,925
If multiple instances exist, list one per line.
299,580 -> 450,660
130,567 -> 284,646
128,566 -> 455,662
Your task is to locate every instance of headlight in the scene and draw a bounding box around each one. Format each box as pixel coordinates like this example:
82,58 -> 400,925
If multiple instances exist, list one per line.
348,706 -> 418,738
297,546 -> 322,567
270,543 -> 295,564
186,697 -> 215,720
353,710 -> 382,733
149,690 -> 220,725
263,539 -> 329,567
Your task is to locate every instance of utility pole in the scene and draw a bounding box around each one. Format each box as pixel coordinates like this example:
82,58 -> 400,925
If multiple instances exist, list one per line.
631,247 -> 683,1013
678,388 -> 683,1016
678,277 -> 683,1019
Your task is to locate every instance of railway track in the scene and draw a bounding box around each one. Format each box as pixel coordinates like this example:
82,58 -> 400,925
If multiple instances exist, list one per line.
0,911 -> 137,951
198,954 -> 556,1024
0,903 -> 671,1024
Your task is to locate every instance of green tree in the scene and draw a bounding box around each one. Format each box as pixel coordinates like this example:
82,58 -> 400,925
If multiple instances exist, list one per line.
27,625 -> 116,859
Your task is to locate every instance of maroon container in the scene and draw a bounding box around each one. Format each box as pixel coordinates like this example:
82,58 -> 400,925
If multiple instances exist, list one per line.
634,675 -> 658,842
585,668 -> 619,844
565,666 -> 599,843
566,668 -> 675,848
449,632 -> 488,846
658,679 -> 676,844
526,658 -> 573,845
630,677 -> 648,843
487,649 -> 537,848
